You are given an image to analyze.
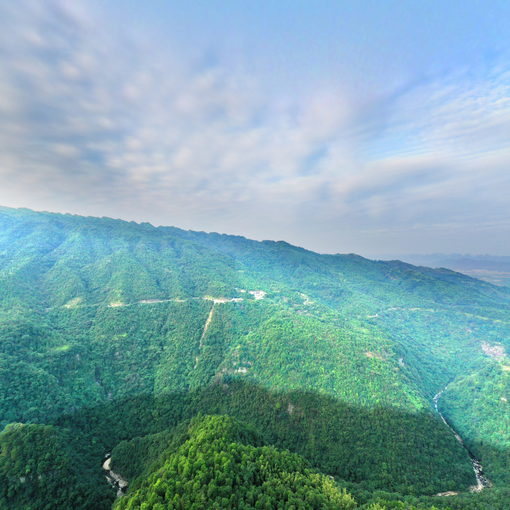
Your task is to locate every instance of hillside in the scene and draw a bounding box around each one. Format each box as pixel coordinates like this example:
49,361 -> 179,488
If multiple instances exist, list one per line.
113,414 -> 358,510
0,206 -> 509,508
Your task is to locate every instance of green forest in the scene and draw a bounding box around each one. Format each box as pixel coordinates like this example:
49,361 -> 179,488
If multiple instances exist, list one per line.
0,206 -> 509,509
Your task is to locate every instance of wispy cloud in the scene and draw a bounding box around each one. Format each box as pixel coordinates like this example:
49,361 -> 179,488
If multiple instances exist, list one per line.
0,0 -> 509,254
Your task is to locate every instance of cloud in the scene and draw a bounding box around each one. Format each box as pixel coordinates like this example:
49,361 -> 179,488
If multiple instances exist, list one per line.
0,0 -> 508,255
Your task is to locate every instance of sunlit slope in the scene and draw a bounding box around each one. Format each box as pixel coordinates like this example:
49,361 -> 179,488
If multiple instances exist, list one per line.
112,414 -> 358,510
440,361 -> 510,484
0,298 -> 424,425
1,206 -> 509,416
1,206 -> 508,311
0,406 -> 461,509
90,382 -> 473,495
1,206 -> 510,498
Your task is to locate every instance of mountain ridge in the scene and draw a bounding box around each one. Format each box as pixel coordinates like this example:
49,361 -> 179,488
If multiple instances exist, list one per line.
0,206 -> 509,509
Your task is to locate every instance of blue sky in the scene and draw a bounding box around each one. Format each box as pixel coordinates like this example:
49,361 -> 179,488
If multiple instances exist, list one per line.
0,1 -> 509,255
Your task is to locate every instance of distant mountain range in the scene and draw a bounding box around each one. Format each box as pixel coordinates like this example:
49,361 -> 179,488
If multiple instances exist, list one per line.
377,254 -> 510,287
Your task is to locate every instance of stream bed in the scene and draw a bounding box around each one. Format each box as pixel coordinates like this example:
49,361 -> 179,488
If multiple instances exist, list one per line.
433,386 -> 490,492
103,454 -> 129,498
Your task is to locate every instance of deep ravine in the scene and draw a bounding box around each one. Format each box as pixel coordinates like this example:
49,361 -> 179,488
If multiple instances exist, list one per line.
103,454 -> 128,498
433,385 -> 491,492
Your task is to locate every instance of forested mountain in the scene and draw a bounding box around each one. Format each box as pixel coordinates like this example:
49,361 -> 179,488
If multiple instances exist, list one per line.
1,206 -> 509,509
113,414 -> 358,510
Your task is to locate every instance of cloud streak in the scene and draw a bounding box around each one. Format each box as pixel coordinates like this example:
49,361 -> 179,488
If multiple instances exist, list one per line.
0,0 -> 509,255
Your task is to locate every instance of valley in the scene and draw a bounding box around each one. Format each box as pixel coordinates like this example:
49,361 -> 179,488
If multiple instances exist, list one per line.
103,455 -> 128,498
0,206 -> 509,509
433,386 -> 490,492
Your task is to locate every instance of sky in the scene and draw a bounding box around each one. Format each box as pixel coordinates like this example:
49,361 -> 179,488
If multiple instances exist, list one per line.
0,1 -> 509,256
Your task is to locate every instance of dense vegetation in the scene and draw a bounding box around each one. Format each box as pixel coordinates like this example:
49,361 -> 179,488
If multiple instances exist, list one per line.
85,381 -> 472,494
0,423 -> 108,509
439,361 -> 510,485
0,206 -> 509,508
114,415 -> 358,510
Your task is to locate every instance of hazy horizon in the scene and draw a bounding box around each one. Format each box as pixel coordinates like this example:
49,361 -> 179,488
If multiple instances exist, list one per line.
4,204 -> 510,262
1,1 -> 509,256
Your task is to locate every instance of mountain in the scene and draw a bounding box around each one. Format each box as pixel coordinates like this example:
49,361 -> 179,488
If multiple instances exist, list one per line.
0,206 -> 509,509
0,423 -> 104,509
378,253 -> 510,287
113,414 -> 358,510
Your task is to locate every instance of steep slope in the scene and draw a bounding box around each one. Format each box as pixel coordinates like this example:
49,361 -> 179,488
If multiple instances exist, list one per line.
80,381 -> 471,495
1,206 -> 507,312
0,423 -> 109,510
0,206 -> 509,508
113,415 -> 358,510
440,361 -> 510,484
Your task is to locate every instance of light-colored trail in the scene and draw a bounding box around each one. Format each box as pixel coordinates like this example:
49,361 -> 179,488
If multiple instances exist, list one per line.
200,304 -> 215,344
194,303 -> 215,369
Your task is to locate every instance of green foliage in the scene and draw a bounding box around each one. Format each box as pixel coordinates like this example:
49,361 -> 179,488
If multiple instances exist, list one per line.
0,206 -> 509,509
440,362 -> 510,484
114,415 -> 358,510
0,423 -> 111,509
97,381 -> 473,496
